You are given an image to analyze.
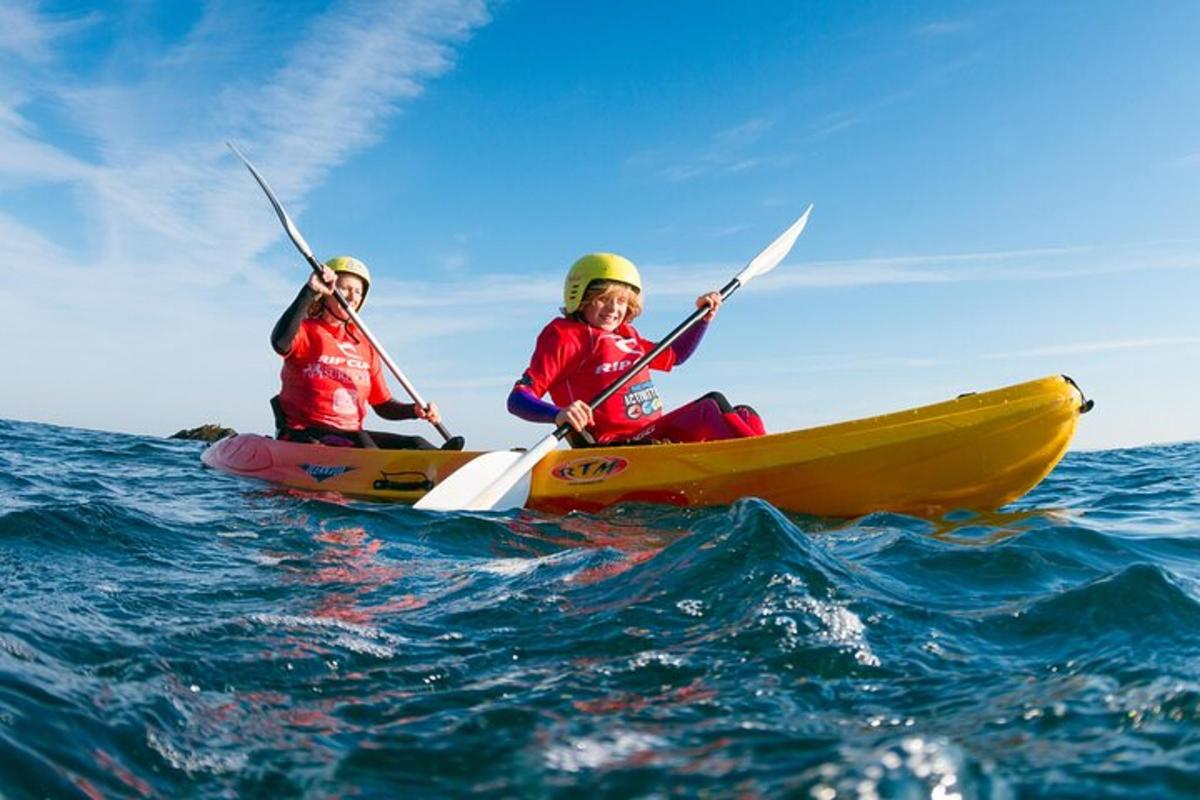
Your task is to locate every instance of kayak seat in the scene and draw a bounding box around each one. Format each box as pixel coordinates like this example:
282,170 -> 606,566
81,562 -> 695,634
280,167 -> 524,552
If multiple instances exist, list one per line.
269,394 -> 440,451
270,394 -> 288,437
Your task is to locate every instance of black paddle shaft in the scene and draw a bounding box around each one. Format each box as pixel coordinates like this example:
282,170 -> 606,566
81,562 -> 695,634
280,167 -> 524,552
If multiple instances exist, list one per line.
551,276 -> 742,440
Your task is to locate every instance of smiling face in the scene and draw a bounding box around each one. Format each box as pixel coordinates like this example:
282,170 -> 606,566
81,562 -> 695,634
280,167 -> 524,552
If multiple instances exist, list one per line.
579,281 -> 639,331
335,273 -> 366,311
322,273 -> 367,320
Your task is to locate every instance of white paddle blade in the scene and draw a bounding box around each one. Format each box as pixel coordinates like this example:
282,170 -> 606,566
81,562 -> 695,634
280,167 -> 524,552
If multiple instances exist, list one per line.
734,204 -> 813,286
465,435 -> 561,510
226,141 -> 317,260
413,450 -> 526,510
470,470 -> 533,512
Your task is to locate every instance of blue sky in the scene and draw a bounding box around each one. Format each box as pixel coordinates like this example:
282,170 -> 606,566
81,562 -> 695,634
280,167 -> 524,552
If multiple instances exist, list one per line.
1,0 -> 1197,451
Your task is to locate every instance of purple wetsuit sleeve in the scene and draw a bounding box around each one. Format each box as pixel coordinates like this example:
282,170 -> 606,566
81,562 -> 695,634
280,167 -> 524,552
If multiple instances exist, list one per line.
670,320 -> 709,365
507,387 -> 560,424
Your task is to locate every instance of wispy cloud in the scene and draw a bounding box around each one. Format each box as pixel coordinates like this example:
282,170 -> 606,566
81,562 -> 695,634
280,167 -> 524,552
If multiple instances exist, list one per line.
2,0 -> 491,284
706,353 -> 948,377
627,117 -> 779,183
625,17 -> 986,187
43,1 -> 489,274
0,1 -> 98,62
371,274 -> 560,310
1176,152 -> 1200,170
661,239 -> 1200,296
704,223 -> 752,239
696,337 -> 1200,387
354,238 -> 1200,316
983,336 -> 1200,360
0,0 -> 493,434
0,209 -> 70,265
913,19 -> 974,39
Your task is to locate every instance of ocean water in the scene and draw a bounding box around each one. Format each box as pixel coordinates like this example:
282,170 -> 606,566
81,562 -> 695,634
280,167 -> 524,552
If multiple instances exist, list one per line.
2,418 -> 1199,798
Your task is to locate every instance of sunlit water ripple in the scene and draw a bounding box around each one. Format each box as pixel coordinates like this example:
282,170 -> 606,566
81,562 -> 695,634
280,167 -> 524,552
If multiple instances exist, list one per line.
2,417 -> 1199,797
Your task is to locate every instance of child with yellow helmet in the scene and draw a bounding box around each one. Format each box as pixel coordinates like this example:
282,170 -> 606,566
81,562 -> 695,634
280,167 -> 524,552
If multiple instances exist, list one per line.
269,256 -> 448,449
507,253 -> 765,445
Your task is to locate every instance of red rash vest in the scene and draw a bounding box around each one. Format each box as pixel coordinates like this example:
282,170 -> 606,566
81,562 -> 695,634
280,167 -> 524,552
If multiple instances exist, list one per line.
516,317 -> 676,443
278,318 -> 391,431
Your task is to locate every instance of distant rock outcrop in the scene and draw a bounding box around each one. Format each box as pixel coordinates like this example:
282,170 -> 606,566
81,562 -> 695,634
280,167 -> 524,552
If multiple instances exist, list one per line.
170,424 -> 237,442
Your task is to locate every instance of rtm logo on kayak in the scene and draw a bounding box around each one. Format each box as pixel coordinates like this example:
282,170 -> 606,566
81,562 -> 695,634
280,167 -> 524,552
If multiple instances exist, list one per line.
301,464 -> 357,483
550,456 -> 629,484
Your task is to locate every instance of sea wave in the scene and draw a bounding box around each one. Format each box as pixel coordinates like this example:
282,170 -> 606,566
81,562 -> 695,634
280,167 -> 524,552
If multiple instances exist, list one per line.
2,418 -> 1199,796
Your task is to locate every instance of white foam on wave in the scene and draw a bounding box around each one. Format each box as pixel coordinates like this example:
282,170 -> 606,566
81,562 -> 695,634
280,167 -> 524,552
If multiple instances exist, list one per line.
0,634 -> 36,661
470,549 -> 587,579
628,651 -> 686,670
800,598 -> 881,667
807,735 -> 982,800
543,729 -> 667,773
471,558 -> 540,577
146,728 -> 247,776
330,634 -> 396,659
215,530 -> 259,540
246,613 -> 406,648
761,572 -> 881,667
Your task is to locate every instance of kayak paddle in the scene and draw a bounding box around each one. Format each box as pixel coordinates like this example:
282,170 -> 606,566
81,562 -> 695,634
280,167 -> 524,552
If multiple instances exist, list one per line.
414,204 -> 814,512
227,141 -> 458,444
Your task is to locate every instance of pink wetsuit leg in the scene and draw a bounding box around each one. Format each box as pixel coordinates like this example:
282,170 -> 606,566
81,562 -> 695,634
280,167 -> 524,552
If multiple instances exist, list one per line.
629,396 -> 759,443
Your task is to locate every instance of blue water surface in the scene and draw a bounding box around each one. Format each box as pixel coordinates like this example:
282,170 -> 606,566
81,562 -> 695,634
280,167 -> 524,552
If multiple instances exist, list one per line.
2,417 -> 1200,798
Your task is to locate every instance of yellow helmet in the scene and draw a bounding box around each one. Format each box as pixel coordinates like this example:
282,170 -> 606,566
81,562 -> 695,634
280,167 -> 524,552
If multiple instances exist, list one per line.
325,256 -> 371,307
563,253 -> 642,314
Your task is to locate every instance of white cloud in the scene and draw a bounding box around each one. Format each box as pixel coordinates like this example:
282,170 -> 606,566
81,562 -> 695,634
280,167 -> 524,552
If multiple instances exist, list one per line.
983,337 -> 1200,360
704,224 -> 752,239
370,274 -> 560,309
0,0 -> 493,437
6,0 -> 488,260
656,239 -> 1200,296
327,238 -> 1200,320
0,1 -> 97,63
35,0 -> 491,277
913,20 -> 974,39
627,117 -> 779,183
0,98 -> 97,185
705,353 -> 948,377
0,210 -> 71,265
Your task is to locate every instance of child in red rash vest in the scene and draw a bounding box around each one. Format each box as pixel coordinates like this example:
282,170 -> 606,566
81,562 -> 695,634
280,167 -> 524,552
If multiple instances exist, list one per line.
506,252 -> 766,445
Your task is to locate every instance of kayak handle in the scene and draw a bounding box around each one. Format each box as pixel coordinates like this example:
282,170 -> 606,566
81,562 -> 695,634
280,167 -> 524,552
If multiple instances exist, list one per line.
1062,375 -> 1095,414
373,472 -> 435,492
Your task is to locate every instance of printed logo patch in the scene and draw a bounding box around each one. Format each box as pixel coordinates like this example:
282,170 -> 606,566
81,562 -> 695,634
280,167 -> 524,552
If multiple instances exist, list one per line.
331,387 -> 358,415
300,464 -> 357,483
550,456 -> 629,484
623,379 -> 661,420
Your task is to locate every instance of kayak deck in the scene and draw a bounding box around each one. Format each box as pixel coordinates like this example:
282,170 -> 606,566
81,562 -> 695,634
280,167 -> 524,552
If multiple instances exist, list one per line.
201,375 -> 1088,517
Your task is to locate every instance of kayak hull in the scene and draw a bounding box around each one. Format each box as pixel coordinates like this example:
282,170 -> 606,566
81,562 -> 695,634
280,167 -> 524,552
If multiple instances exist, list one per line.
201,375 -> 1087,517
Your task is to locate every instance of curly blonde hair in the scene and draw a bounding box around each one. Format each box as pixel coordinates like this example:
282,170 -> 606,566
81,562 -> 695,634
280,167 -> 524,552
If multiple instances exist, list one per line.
567,280 -> 643,323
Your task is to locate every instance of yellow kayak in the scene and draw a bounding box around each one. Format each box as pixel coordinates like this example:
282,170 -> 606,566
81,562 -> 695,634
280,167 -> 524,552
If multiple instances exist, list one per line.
201,375 -> 1090,517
